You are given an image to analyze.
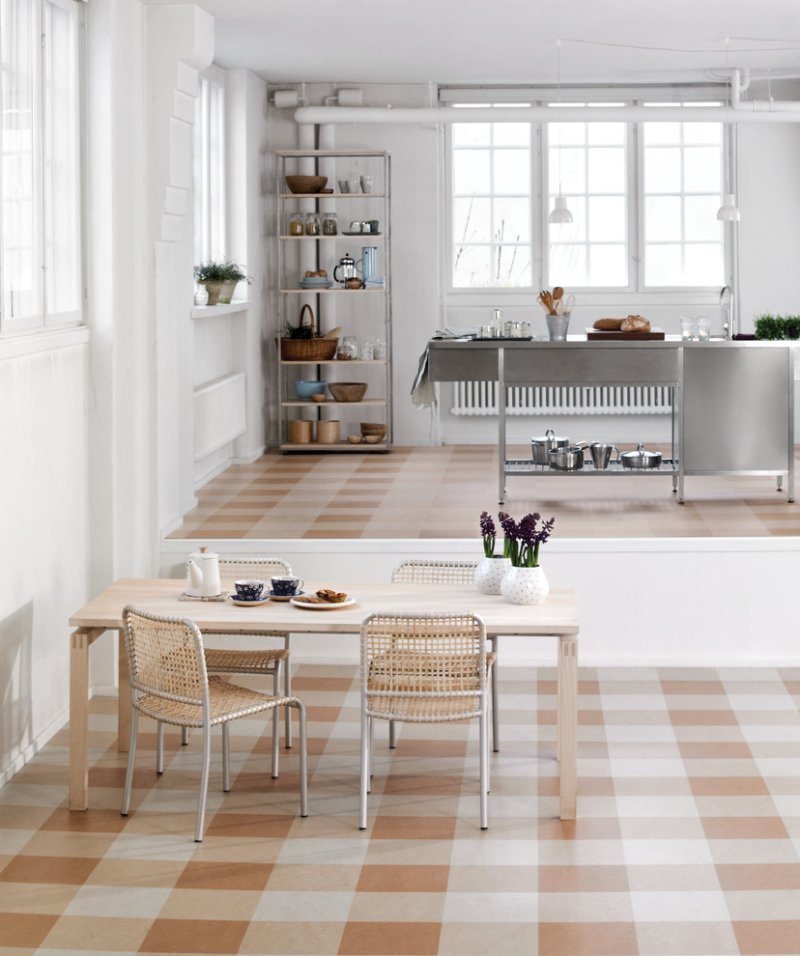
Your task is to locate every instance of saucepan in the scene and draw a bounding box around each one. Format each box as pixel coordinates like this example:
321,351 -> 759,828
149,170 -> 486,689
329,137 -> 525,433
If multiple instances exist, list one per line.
549,442 -> 587,471
531,428 -> 570,465
620,443 -> 662,469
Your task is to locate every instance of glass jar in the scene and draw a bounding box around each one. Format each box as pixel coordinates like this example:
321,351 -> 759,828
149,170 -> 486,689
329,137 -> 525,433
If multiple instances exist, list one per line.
337,336 -> 359,361
288,212 -> 304,237
304,212 -> 320,236
321,212 -> 338,236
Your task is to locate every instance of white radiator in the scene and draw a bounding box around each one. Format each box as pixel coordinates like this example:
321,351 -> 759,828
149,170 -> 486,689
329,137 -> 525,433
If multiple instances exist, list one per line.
451,383 -> 672,416
194,372 -> 246,459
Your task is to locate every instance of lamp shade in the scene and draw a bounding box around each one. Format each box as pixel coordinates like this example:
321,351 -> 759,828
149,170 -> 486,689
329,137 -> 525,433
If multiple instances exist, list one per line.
549,195 -> 573,224
717,193 -> 740,222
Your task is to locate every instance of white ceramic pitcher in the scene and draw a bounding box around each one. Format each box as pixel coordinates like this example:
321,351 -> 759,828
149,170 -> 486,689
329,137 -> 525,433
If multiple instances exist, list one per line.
185,546 -> 222,598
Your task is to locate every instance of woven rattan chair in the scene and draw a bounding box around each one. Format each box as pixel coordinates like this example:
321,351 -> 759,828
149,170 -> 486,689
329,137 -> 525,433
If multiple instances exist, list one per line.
120,606 -> 308,842
391,559 -> 500,752
199,556 -> 295,750
360,612 -> 489,830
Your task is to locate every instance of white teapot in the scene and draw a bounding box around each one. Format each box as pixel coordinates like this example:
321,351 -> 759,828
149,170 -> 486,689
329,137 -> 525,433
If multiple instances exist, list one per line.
185,546 -> 222,598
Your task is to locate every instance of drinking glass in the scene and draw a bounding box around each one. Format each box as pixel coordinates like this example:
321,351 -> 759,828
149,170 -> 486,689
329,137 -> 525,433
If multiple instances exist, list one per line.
680,316 -> 696,341
695,315 -> 711,341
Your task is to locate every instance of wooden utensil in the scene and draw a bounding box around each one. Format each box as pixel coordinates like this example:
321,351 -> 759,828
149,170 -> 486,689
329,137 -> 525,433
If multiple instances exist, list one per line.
552,286 -> 564,301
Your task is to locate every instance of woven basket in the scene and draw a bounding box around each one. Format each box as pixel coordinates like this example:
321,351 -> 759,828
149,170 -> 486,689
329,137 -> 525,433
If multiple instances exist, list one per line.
280,304 -> 339,361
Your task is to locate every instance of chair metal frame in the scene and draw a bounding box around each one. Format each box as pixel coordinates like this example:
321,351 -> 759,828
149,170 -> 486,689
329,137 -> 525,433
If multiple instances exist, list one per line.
391,559 -> 500,752
120,606 -> 308,842
359,611 -> 489,831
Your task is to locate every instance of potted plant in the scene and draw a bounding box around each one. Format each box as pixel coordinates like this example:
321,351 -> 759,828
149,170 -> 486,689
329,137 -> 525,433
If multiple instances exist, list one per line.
474,511 -> 511,595
194,259 -> 251,305
497,511 -> 555,605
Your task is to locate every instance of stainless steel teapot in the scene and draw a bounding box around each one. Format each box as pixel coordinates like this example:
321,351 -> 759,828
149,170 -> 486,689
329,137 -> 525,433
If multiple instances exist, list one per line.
333,253 -> 358,285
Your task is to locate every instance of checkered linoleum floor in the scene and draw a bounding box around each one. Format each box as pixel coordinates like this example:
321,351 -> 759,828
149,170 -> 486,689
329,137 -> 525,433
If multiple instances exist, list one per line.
2,664 -> 800,956
168,446 -> 800,540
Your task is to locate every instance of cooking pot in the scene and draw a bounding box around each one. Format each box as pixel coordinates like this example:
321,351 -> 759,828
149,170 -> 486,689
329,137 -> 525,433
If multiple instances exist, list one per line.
532,428 -> 570,465
549,443 -> 587,471
620,443 -> 662,469
589,442 -> 619,470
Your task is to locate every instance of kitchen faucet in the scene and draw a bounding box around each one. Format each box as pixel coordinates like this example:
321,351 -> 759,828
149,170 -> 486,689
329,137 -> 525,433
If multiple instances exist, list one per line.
719,285 -> 734,339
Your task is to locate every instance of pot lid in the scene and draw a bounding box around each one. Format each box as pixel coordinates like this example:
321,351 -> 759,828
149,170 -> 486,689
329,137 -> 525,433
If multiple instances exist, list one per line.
620,443 -> 660,459
190,545 -> 219,560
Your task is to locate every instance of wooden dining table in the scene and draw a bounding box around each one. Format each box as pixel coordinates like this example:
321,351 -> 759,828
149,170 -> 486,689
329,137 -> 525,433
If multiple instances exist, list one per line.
68,578 -> 580,819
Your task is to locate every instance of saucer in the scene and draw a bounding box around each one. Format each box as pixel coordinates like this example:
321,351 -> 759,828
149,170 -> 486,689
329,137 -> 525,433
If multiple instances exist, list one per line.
228,594 -> 270,607
268,589 -> 305,602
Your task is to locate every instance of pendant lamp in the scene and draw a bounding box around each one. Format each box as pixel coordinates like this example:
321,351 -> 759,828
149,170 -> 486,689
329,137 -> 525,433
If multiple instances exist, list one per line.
549,40 -> 573,225
716,193 -> 740,222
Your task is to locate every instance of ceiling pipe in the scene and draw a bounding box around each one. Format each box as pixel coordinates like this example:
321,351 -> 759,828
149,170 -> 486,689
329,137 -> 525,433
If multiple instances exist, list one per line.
731,68 -> 800,113
294,103 -> 800,125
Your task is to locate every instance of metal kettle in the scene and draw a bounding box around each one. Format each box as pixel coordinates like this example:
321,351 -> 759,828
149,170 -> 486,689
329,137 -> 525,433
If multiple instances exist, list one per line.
333,253 -> 357,285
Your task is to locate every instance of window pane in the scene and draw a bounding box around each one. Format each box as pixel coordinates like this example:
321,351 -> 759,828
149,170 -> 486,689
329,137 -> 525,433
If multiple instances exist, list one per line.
454,197 -> 491,244
588,122 -> 625,146
645,244 -> 682,285
589,244 -> 627,286
494,245 -> 531,286
645,196 -> 682,241
684,195 -> 722,241
684,243 -> 723,285
644,122 -> 681,145
549,243 -> 587,286
684,122 -> 721,145
453,123 -> 490,147
644,147 -> 681,192
2,0 -> 41,324
549,196 -> 586,241
492,122 -> 529,147
552,147 -> 586,193
683,146 -> 721,193
453,149 -> 490,194
550,121 -> 585,146
493,149 -> 530,194
453,244 -> 492,287
494,197 -> 530,243
588,196 -> 625,242
587,147 -> 625,193
44,0 -> 81,319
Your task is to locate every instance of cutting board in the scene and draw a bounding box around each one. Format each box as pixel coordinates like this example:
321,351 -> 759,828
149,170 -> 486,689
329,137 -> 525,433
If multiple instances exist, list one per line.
586,327 -> 665,341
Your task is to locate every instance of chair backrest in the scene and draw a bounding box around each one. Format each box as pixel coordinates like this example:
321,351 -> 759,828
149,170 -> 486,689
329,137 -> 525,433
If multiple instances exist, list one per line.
219,556 -> 292,581
123,606 -> 207,707
361,612 -> 486,701
391,559 -> 478,585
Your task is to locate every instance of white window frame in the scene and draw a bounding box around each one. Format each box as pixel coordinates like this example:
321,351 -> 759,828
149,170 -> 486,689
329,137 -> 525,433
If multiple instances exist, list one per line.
0,0 -> 84,335
443,86 -> 734,305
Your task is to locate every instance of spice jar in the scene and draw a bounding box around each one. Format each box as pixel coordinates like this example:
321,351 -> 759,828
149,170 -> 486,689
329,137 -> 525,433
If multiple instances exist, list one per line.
322,212 -> 338,236
304,212 -> 320,236
288,212 -> 304,237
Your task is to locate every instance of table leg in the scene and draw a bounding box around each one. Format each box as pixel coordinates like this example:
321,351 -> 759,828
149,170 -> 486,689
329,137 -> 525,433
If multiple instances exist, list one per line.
118,630 -> 131,752
69,628 -> 105,810
557,634 -> 578,820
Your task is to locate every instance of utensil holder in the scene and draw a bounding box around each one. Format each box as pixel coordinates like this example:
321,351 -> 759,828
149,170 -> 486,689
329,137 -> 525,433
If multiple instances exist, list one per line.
288,420 -> 313,444
546,313 -> 570,342
316,420 -> 341,444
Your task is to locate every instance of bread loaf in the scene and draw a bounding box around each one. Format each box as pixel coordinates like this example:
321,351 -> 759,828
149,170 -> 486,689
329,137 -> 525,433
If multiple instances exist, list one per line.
593,318 -> 624,331
620,315 -> 650,333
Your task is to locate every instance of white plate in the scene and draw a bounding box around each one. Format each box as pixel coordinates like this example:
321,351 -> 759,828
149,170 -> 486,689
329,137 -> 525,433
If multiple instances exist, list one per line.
228,595 -> 271,607
290,596 -> 357,610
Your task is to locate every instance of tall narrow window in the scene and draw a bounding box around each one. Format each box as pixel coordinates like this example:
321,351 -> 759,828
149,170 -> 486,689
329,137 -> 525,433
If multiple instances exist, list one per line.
1,0 -> 82,332
642,114 -> 724,286
193,72 -> 226,265
451,111 -> 532,288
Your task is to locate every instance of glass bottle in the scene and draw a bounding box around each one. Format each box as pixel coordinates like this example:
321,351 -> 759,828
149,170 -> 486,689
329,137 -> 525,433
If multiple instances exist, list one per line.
288,212 -> 304,237
304,212 -> 320,236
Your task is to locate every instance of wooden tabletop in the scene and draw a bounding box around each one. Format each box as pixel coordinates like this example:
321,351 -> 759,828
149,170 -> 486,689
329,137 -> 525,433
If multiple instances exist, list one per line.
70,578 -> 579,637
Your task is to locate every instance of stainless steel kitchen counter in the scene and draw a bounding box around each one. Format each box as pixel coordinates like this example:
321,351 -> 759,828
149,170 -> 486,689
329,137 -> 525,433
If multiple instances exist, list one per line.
426,337 -> 796,504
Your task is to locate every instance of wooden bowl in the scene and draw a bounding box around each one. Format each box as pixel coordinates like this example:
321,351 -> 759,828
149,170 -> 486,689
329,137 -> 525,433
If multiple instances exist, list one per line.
360,422 -> 387,441
285,175 -> 327,194
328,382 -> 367,402
363,435 -> 381,444
347,434 -> 363,444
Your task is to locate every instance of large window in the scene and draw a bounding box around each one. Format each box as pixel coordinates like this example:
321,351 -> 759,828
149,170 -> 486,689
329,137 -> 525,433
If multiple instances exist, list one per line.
448,93 -> 728,293
1,0 -> 82,332
193,71 -> 226,265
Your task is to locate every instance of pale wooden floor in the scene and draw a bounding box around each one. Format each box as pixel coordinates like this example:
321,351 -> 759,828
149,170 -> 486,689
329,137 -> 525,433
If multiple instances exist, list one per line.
169,445 -> 800,540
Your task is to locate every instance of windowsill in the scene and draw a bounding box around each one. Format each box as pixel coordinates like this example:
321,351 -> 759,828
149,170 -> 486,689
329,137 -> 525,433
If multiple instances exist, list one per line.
0,324 -> 89,361
191,301 -> 250,319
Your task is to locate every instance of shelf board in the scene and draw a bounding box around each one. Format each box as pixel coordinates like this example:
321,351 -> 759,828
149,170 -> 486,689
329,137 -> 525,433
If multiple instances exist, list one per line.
280,359 -> 386,366
280,442 -> 389,452
279,233 -> 385,239
279,192 -> 386,199
277,149 -> 388,158
282,399 -> 387,407
280,288 -> 385,294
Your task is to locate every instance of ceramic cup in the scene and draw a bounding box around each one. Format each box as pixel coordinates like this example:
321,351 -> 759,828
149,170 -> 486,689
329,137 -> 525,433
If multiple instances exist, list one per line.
234,579 -> 265,601
347,178 -> 360,194
271,576 -> 304,597
338,180 -> 350,193
360,175 -> 373,193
